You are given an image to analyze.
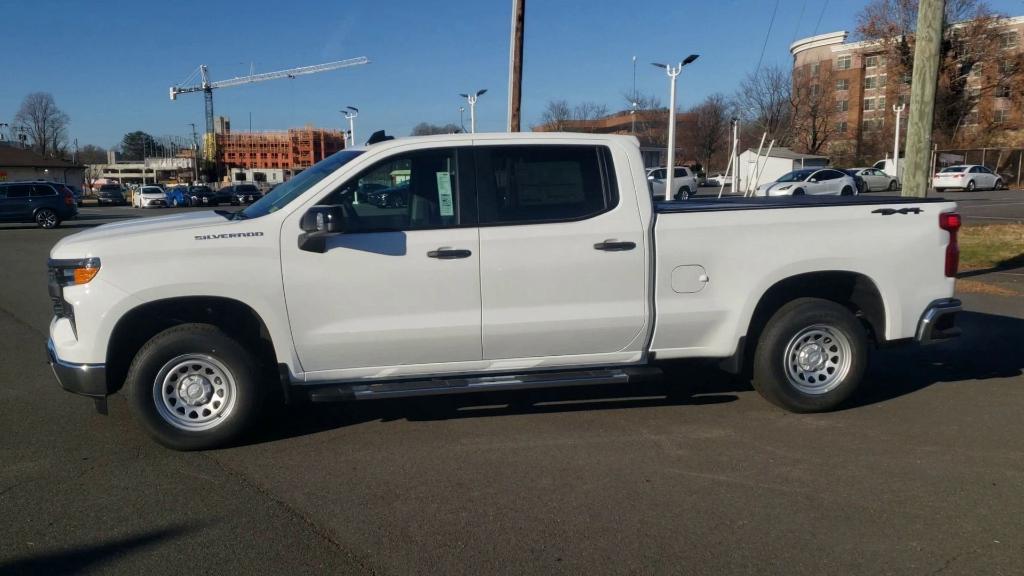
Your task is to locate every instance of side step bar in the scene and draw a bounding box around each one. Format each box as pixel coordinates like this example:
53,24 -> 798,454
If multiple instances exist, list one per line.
304,366 -> 663,403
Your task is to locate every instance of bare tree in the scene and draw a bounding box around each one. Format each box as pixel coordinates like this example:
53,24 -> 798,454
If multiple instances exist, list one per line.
77,144 -> 108,164
855,0 -> 1022,148
620,91 -> 669,146
791,66 -> 837,155
689,94 -> 731,172
573,102 -> 609,121
734,65 -> 793,145
539,99 -> 573,131
410,122 -> 462,136
13,92 -> 69,157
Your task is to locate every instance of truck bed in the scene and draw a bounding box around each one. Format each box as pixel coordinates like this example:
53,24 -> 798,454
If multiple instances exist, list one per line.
655,195 -> 949,214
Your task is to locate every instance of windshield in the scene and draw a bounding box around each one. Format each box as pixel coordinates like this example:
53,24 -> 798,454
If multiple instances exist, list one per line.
241,150 -> 363,219
940,166 -> 967,173
142,187 -> 163,194
776,169 -> 816,183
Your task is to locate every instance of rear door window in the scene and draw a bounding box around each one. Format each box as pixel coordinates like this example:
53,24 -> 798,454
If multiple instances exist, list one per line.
475,145 -> 617,225
6,185 -> 31,198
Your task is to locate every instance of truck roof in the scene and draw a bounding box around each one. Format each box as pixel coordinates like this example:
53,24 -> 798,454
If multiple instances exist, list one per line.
354,131 -> 641,152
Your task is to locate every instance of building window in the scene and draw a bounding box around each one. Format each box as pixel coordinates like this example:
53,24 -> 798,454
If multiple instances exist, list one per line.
862,118 -> 884,131
836,55 -> 852,70
878,96 -> 886,109
1000,60 -> 1016,76
865,76 -> 878,89
836,99 -> 849,112
997,84 -> 1011,98
864,97 -> 876,111
810,84 -> 821,97
865,55 -> 884,68
835,121 -> 848,134
898,94 -> 909,107
965,110 -> 979,125
995,109 -> 1009,124
835,78 -> 849,91
1001,32 -> 1019,49
901,73 -> 912,85
811,62 -> 820,76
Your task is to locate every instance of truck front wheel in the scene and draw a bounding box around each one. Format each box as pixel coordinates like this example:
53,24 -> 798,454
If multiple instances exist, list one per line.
126,324 -> 264,450
752,298 -> 867,412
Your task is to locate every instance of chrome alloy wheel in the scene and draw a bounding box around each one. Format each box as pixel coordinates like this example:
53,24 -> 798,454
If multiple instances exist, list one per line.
153,354 -> 237,431
783,324 -> 853,395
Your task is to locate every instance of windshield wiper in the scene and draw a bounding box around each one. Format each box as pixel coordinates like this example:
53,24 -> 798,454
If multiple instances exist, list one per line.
232,211 -> 249,221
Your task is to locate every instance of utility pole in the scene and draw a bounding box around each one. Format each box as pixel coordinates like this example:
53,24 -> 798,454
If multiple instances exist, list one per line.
902,0 -> 945,197
507,0 -> 525,131
892,103 -> 906,185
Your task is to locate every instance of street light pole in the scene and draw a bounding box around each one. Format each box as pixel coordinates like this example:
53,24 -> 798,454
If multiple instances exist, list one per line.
631,56 -> 638,134
892,103 -> 905,184
652,54 -> 699,201
460,90 -> 487,133
343,106 -> 359,148
459,107 -> 466,133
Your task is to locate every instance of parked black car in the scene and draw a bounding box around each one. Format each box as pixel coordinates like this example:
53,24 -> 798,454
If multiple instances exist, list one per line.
96,184 -> 127,206
188,185 -> 218,206
226,184 -> 263,205
0,181 -> 79,228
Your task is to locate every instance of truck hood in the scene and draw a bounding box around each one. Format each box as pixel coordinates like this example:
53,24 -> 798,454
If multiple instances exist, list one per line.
51,211 -> 229,256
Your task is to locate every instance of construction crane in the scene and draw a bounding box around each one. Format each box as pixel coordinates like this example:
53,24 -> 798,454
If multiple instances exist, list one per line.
169,56 -> 370,174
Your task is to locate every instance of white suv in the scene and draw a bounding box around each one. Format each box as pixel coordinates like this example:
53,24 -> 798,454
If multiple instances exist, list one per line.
647,166 -> 699,200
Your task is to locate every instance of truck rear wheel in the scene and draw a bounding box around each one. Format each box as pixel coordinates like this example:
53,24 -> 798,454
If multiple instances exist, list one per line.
752,298 -> 867,412
126,323 -> 264,450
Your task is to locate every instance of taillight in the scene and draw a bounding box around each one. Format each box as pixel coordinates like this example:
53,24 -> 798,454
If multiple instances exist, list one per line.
939,212 -> 961,277
63,189 -> 74,206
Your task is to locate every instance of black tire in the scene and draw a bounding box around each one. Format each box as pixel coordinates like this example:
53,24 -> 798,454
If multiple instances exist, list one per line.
841,186 -> 854,196
751,298 -> 868,413
966,180 -> 976,191
792,188 -> 805,196
888,180 -> 898,191
125,324 -> 266,450
675,186 -> 691,201
35,208 -> 60,229
994,179 -> 1004,191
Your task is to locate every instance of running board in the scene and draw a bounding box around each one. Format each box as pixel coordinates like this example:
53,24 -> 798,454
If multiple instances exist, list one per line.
304,366 -> 663,403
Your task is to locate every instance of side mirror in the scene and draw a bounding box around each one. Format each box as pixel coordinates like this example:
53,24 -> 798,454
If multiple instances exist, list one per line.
299,205 -> 345,253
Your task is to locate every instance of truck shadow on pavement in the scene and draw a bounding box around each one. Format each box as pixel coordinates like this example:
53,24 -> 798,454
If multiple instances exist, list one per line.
251,310 -> 1023,446
0,525 -> 196,576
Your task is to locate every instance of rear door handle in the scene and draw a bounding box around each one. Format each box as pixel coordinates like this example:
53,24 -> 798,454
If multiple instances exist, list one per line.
594,239 -> 636,252
427,248 -> 472,259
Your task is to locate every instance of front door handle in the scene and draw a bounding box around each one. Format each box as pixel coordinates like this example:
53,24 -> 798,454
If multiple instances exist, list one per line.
594,239 -> 636,252
427,248 -> 472,259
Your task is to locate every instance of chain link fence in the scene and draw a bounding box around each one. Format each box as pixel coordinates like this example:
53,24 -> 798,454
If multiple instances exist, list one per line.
934,148 -> 1024,189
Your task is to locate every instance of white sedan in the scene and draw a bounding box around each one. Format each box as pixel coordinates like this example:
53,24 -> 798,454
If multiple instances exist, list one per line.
848,167 -> 899,192
133,185 -> 168,208
932,165 -> 1004,192
754,168 -> 859,197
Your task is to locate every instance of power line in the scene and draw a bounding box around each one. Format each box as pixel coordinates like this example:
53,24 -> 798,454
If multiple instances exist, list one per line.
812,0 -> 830,36
792,0 -> 808,43
753,0 -> 781,78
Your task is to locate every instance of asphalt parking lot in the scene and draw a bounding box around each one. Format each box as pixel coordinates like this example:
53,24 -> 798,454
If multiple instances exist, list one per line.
2,206 -> 1023,575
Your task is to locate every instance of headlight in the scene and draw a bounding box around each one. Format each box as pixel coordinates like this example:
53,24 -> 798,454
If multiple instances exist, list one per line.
776,185 -> 792,191
49,257 -> 101,286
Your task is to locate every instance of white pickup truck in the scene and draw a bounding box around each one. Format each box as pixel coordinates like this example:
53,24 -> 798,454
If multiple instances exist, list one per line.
47,133 -> 963,450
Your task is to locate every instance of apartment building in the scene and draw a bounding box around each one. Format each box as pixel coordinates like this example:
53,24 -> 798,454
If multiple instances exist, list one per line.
216,124 -> 346,172
790,16 -> 1024,162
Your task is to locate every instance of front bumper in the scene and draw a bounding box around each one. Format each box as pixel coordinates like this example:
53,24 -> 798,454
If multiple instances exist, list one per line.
916,298 -> 962,344
47,338 -> 108,398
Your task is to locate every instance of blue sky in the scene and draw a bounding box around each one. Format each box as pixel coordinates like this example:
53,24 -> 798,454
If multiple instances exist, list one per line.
2,0 -> 1022,148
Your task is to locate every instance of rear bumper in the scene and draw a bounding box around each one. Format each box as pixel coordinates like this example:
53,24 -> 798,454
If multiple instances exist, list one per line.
916,298 -> 962,344
47,338 -> 108,397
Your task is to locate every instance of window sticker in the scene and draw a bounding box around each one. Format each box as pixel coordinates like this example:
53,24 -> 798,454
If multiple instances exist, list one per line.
436,171 -> 454,216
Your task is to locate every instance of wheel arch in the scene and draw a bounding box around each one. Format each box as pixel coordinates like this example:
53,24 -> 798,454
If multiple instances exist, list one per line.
106,296 -> 278,395
723,271 -> 886,375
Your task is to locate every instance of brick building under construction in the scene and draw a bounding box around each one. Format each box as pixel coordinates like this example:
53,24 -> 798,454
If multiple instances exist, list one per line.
213,117 -> 346,182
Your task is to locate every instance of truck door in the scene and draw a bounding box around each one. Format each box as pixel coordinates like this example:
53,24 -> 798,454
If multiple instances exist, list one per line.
281,145 -> 482,374
474,144 -> 648,362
